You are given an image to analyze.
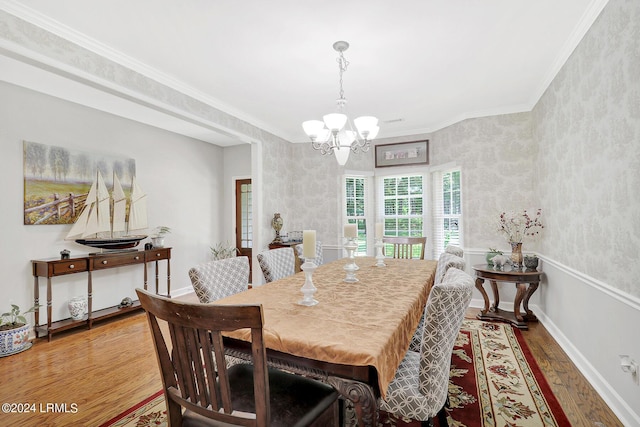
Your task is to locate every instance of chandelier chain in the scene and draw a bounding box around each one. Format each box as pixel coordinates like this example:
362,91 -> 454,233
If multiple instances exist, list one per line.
337,51 -> 349,103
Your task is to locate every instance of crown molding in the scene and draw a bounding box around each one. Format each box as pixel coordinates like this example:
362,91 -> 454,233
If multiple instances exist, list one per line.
0,0 -> 290,143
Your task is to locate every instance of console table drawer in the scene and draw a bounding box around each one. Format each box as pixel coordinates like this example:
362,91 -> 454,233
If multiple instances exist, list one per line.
51,259 -> 89,276
92,253 -> 145,269
146,248 -> 171,261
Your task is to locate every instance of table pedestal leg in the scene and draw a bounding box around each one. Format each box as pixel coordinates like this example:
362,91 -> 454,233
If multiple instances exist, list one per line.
476,280 -> 539,329
327,377 -> 378,427
522,282 -> 539,322
475,278 -> 490,316
490,280 -> 500,311
514,282 -> 527,321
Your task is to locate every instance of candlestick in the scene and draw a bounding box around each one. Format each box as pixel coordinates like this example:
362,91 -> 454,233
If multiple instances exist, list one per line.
375,238 -> 386,267
302,230 -> 316,259
343,237 -> 359,282
344,223 -> 357,238
298,261 -> 319,306
375,223 -> 383,239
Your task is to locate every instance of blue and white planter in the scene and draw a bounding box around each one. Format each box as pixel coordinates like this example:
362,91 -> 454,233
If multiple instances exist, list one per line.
0,323 -> 31,356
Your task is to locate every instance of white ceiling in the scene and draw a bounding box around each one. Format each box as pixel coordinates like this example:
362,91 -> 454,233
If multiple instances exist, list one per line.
1,0 -> 609,146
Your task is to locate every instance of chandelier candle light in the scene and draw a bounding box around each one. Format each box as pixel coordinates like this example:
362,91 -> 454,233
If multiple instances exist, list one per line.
375,223 -> 386,267
298,230 -> 319,306
343,224 -> 359,282
302,41 -> 380,166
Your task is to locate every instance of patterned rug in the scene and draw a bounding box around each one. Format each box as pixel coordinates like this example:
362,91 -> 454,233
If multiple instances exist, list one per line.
100,320 -> 570,427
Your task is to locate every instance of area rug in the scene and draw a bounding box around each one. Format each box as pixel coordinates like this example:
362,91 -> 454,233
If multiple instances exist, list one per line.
100,319 -> 570,427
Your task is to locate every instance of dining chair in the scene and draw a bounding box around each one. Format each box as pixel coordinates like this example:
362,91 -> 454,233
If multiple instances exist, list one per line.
444,245 -> 464,258
136,288 -> 340,427
379,267 -> 474,427
188,256 -> 249,303
433,252 -> 466,285
294,241 -> 324,265
382,236 -> 427,260
409,251 -> 466,352
257,247 -> 296,283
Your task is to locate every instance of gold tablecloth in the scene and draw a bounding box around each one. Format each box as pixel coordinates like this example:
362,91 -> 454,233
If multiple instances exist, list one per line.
215,256 -> 437,399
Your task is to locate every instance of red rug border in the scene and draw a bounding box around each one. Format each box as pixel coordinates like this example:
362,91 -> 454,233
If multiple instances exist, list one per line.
511,324 -> 572,426
98,389 -> 164,427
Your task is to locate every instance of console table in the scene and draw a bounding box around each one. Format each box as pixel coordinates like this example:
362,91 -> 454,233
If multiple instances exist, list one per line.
473,264 -> 542,329
31,248 -> 171,341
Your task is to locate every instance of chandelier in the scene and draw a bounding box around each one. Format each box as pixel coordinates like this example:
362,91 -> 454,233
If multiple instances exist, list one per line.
302,41 -> 379,166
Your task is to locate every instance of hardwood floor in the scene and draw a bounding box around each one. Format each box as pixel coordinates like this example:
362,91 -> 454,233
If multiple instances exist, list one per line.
0,299 -> 622,427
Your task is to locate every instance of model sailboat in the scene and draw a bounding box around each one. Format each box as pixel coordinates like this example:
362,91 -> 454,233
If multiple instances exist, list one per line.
66,171 -> 148,250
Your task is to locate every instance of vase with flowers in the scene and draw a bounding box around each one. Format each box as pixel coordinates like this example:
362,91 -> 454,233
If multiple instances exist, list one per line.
497,209 -> 543,268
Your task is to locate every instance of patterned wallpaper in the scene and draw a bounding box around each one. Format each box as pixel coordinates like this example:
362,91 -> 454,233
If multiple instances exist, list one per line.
533,0 -> 640,297
284,111 -> 536,254
430,113 -> 537,252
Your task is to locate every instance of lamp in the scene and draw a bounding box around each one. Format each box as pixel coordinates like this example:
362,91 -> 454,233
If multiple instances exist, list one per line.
302,41 -> 379,166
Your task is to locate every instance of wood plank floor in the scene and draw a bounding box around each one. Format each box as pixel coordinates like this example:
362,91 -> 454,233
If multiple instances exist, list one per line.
0,299 -> 622,427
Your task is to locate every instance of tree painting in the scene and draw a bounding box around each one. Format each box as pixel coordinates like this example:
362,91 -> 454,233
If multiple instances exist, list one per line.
23,141 -> 137,225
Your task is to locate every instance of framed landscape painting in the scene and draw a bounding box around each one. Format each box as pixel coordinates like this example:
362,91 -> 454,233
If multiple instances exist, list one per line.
23,141 -> 136,225
375,140 -> 429,168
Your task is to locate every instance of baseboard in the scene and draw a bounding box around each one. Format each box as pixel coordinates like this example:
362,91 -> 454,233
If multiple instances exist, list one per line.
536,311 -> 640,427
170,285 -> 195,298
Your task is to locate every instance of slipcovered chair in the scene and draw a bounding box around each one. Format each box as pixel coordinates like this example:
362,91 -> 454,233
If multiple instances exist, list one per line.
444,245 -> 464,258
433,252 -> 466,285
136,288 -> 340,427
379,268 -> 474,427
188,256 -> 249,303
409,252 -> 466,352
294,241 -> 324,265
257,247 -> 296,283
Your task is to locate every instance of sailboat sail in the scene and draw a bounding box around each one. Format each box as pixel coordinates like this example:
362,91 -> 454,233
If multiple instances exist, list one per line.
127,176 -> 148,232
85,171 -> 111,237
111,173 -> 127,234
66,171 -> 148,250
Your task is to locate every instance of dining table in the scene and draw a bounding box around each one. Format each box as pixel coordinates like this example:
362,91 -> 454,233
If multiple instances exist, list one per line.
215,256 -> 437,427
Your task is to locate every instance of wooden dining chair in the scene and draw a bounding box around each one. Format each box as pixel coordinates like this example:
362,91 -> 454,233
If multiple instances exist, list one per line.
257,247 -> 296,283
379,267 -> 474,427
188,256 -> 250,303
409,251 -> 466,352
136,288 -> 340,427
383,236 -> 427,260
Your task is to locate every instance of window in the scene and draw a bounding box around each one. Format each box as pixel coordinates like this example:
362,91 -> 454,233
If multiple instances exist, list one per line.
345,176 -> 368,255
379,174 -> 425,258
343,168 -> 462,260
433,169 -> 462,257
381,175 -> 424,236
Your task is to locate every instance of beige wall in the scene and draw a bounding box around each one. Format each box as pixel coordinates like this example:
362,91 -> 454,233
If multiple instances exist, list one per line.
0,81 -> 224,321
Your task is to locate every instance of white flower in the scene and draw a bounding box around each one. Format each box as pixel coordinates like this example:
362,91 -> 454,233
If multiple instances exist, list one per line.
497,209 -> 544,243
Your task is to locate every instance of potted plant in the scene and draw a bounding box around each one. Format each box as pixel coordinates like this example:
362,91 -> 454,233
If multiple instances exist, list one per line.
150,226 -> 171,248
210,241 -> 239,260
485,248 -> 503,266
1,303 -> 39,356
